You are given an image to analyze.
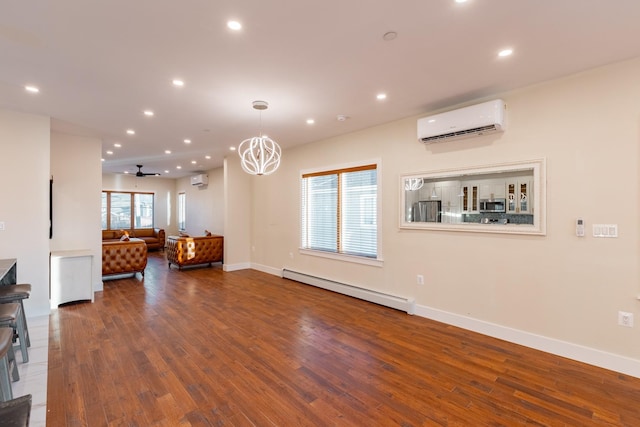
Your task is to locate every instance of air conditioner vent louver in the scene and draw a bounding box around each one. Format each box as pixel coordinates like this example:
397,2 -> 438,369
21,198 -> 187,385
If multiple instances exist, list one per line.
420,124 -> 499,143
417,99 -> 506,144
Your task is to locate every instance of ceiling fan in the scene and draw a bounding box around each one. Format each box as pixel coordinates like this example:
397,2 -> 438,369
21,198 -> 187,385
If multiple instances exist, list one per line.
135,164 -> 160,177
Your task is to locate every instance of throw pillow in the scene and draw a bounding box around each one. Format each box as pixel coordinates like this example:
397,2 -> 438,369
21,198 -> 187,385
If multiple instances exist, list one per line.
204,229 -> 212,237
120,235 -> 130,241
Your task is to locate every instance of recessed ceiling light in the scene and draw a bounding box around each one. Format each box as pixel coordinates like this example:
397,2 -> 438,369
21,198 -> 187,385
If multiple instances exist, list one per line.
164,170 -> 169,174
24,85 -> 39,93
183,139 -> 191,144
205,155 -> 211,160
498,48 -> 513,57
114,143 -> 121,148
124,171 -> 129,174
165,150 -> 172,154
172,79 -> 184,87
336,114 -> 349,121
126,129 -> 135,135
376,93 -> 387,100
143,110 -> 154,117
106,150 -> 113,155
230,147 -> 236,151
306,119 -> 315,125
455,0 -> 468,3
191,160 -> 197,164
101,158 -> 105,162
227,20 -> 242,30
176,165 -> 182,169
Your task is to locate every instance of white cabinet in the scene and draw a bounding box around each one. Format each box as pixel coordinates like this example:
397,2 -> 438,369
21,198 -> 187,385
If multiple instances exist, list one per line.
461,183 -> 479,213
50,250 -> 94,309
506,178 -> 532,214
440,185 -> 461,224
479,182 -> 506,200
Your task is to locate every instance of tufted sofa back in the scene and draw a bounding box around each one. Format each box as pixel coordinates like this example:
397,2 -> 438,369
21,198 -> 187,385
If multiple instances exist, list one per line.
102,239 -> 148,276
166,235 -> 223,269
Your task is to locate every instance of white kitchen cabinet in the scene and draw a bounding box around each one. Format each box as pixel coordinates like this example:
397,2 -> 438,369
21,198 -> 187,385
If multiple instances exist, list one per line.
461,183 -> 479,213
479,182 -> 506,200
50,250 -> 94,309
440,185 -> 462,223
506,178 -> 532,214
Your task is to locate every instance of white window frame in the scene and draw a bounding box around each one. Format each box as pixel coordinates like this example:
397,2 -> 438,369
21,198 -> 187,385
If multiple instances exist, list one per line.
299,159 -> 383,267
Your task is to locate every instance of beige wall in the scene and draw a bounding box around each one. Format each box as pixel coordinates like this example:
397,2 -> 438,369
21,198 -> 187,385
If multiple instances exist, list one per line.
51,132 -> 102,293
102,173 -> 176,236
247,57 -> 640,371
0,110 -> 51,316
175,167 -> 224,237
224,154 -> 251,270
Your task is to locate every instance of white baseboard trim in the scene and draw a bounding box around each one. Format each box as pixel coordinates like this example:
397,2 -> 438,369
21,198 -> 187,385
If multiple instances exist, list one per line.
251,263 -> 282,277
223,262 -> 251,272
414,304 -> 640,379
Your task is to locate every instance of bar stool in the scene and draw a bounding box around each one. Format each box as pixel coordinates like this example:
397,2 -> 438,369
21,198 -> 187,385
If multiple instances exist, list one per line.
0,327 -> 17,401
0,394 -> 31,426
0,303 -> 28,363
0,284 -> 31,348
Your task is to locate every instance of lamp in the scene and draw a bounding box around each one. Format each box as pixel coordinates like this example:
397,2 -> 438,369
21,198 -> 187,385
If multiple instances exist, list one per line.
404,178 -> 423,191
238,101 -> 282,176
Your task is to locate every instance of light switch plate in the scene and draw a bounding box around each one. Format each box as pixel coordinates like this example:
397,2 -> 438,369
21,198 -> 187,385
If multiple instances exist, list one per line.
593,224 -> 618,238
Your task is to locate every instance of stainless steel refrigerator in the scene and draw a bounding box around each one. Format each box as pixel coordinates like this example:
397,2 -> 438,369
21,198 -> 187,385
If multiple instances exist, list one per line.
412,200 -> 442,222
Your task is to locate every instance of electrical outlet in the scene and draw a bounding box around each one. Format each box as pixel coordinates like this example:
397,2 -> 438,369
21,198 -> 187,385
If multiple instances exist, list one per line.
618,311 -> 634,327
416,275 -> 424,285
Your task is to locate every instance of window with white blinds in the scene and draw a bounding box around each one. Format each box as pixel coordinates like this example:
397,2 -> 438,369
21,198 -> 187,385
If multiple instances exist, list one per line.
301,163 -> 378,259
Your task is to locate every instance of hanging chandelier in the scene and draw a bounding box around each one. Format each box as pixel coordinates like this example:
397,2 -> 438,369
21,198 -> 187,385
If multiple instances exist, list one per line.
404,177 -> 424,191
238,100 -> 282,176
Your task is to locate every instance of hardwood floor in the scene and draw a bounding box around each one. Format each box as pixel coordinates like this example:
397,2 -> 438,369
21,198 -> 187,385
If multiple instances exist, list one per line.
47,252 -> 640,426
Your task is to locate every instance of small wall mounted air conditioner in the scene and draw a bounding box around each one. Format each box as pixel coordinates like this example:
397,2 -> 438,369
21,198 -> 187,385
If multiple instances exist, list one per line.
417,99 -> 506,144
190,174 -> 208,186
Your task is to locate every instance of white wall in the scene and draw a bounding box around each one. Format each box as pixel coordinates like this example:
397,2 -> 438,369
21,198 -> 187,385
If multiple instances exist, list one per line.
0,110 -> 51,316
51,132 -> 102,292
247,57 -> 640,373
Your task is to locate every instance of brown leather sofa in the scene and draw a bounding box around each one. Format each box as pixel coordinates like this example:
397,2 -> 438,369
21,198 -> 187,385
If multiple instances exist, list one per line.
102,238 -> 148,277
102,228 -> 165,251
166,235 -> 223,269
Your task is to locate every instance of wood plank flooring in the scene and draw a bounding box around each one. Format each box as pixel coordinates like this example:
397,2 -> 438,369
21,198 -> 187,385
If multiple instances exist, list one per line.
47,252 -> 640,426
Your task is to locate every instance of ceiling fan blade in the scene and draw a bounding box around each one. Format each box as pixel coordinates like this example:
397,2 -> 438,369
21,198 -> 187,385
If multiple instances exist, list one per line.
134,165 -> 160,176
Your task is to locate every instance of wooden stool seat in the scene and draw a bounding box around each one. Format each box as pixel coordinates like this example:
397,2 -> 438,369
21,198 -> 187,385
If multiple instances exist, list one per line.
0,394 -> 31,425
0,327 -> 17,401
0,285 -> 31,348
0,304 -> 28,363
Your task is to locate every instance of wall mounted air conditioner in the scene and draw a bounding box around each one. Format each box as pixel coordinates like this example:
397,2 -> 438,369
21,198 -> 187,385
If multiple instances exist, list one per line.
190,174 -> 208,186
417,99 -> 506,144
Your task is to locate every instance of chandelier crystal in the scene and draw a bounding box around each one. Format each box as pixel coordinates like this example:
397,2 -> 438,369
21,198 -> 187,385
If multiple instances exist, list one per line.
238,101 -> 282,176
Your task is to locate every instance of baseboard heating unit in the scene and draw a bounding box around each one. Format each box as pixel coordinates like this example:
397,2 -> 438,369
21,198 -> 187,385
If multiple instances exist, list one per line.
282,269 -> 415,314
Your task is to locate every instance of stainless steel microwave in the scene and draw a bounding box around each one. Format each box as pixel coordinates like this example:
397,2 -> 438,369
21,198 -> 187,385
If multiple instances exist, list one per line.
479,198 -> 506,213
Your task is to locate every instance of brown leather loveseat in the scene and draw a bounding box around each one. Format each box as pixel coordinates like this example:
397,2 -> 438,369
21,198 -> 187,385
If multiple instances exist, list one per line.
102,238 -> 148,278
102,228 -> 165,251
166,235 -> 224,270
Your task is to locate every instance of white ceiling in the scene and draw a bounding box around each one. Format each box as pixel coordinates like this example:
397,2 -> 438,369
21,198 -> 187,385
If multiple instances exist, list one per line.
2,0 -> 640,178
